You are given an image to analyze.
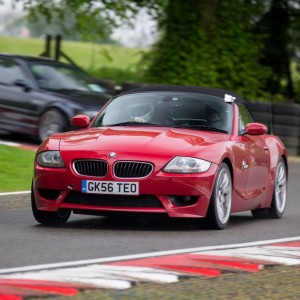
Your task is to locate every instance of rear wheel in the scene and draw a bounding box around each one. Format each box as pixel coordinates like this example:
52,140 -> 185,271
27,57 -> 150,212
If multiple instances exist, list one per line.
31,186 -> 71,226
252,158 -> 287,219
206,163 -> 232,229
38,109 -> 67,142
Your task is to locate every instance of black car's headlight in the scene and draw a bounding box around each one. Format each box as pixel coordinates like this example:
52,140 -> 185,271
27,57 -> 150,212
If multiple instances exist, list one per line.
36,151 -> 65,168
163,156 -> 211,173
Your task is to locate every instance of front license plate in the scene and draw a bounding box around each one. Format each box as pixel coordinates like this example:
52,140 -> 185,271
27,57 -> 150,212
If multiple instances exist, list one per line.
82,180 -> 139,195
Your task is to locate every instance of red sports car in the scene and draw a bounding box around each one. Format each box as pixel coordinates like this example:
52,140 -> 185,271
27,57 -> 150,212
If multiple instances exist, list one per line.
31,86 -> 288,229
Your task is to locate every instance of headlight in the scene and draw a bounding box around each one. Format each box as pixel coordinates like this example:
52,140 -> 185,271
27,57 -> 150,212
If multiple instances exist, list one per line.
36,151 -> 65,168
163,156 -> 211,173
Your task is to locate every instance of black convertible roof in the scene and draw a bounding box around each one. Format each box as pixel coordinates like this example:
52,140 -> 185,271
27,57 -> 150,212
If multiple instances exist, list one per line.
119,85 -> 245,104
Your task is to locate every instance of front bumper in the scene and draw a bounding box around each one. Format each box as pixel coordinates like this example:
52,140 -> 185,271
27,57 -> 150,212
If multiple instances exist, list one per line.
33,163 -> 218,218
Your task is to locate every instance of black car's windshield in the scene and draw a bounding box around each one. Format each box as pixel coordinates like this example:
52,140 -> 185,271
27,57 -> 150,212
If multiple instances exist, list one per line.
29,62 -> 105,93
92,92 -> 234,134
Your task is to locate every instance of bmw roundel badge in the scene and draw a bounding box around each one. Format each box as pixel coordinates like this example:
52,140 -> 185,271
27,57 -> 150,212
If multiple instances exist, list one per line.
108,152 -> 117,158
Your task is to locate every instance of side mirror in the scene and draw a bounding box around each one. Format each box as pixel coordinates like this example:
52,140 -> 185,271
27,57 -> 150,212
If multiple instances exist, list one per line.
71,115 -> 90,128
13,79 -> 32,92
244,122 -> 267,135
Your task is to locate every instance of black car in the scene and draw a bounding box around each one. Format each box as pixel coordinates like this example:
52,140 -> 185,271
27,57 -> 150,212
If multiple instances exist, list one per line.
0,54 -> 112,142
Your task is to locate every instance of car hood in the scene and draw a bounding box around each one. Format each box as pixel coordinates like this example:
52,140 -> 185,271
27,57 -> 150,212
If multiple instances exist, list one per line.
57,127 -> 228,157
49,89 -> 111,108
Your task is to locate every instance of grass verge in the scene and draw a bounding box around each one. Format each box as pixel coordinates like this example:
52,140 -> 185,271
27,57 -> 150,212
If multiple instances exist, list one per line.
0,36 -> 144,77
0,145 -> 35,192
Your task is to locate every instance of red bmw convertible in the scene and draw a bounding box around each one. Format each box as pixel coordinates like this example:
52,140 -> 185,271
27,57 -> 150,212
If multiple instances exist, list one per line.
31,85 -> 288,229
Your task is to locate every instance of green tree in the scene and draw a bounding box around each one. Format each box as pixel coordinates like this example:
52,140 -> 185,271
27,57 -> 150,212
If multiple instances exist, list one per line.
143,0 -> 270,100
6,0 -> 300,102
254,0 -> 300,102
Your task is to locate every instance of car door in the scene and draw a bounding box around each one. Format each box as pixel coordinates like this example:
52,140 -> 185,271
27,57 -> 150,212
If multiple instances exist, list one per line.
0,57 -> 40,135
238,103 -> 270,199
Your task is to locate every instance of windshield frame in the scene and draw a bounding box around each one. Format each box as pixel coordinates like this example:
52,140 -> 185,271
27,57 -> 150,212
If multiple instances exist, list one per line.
92,91 -> 234,134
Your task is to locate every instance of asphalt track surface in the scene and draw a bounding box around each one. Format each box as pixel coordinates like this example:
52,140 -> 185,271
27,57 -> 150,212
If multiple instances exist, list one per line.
0,147 -> 299,271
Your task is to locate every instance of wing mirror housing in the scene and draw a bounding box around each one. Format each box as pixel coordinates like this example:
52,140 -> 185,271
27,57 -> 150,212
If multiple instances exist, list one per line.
13,79 -> 33,92
244,122 -> 267,135
71,115 -> 90,128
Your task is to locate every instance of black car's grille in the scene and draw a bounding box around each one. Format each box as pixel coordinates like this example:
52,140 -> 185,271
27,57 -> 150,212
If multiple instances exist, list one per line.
73,160 -> 108,177
64,192 -> 163,208
114,161 -> 153,178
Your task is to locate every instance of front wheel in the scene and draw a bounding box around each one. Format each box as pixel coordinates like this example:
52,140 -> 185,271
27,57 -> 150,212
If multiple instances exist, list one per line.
31,186 -> 71,226
206,163 -> 232,229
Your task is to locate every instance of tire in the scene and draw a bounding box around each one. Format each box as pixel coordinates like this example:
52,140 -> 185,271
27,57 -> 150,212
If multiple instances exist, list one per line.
31,185 -> 71,226
279,136 -> 299,148
272,103 -> 300,116
206,163 -> 232,229
38,109 -> 68,142
286,147 -> 300,156
272,125 -> 300,137
246,102 -> 271,112
269,158 -> 287,218
251,111 -> 271,124
272,114 -> 300,126
252,158 -> 287,219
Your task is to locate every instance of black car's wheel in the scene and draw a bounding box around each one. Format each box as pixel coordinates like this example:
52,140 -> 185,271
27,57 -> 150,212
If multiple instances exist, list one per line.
206,163 -> 232,229
31,186 -> 71,226
38,108 -> 67,142
251,158 -> 287,219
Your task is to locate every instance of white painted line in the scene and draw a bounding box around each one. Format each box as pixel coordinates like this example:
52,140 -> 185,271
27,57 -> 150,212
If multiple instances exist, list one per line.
213,253 -> 299,266
0,236 -> 299,275
0,191 -> 31,197
0,141 -> 21,147
0,140 -> 37,151
199,247 -> 300,265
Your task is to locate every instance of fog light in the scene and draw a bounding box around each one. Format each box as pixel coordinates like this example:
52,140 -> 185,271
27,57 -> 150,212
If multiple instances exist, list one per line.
168,195 -> 198,207
38,189 -> 60,200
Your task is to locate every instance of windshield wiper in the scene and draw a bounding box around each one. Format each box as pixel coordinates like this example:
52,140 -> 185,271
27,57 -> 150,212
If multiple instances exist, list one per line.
173,124 -> 228,134
105,121 -> 160,127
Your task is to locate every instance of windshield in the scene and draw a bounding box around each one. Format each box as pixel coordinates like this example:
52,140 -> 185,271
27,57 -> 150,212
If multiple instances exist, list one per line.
92,92 -> 234,133
29,62 -> 105,93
